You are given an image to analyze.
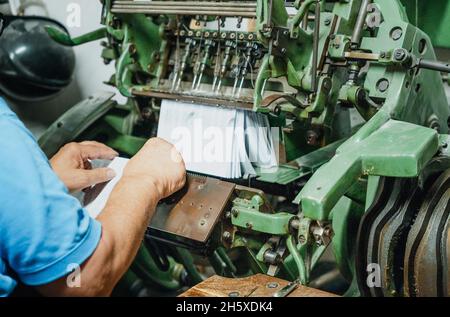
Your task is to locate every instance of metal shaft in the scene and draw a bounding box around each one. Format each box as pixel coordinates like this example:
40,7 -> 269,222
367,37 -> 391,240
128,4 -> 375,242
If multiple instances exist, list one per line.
311,1 -> 320,92
351,0 -> 371,47
418,59 -> 450,74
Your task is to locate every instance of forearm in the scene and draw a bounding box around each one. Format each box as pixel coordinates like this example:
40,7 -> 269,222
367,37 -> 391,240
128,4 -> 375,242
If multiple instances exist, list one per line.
37,138 -> 185,296
97,176 -> 159,277
38,177 -> 161,296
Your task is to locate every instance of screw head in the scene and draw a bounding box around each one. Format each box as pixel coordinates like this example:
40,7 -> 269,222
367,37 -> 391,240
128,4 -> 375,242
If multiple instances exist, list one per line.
267,282 -> 279,289
299,235 -> 307,244
376,78 -> 390,92
394,49 -> 406,61
306,130 -> 319,146
222,231 -> 232,241
390,27 -> 403,41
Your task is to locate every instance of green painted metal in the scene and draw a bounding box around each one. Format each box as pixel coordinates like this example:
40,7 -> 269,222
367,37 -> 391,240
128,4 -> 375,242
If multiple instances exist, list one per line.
45,27 -> 107,47
40,0 -> 450,296
401,0 -> 450,48
130,244 -> 182,291
296,0 -> 449,221
330,196 -> 365,282
231,196 -> 295,235
286,235 -> 307,285
297,116 -> 440,220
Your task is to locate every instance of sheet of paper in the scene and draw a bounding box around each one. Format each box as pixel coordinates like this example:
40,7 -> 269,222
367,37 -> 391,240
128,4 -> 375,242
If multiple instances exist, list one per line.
157,99 -> 278,179
84,157 -> 129,219
158,100 -> 237,178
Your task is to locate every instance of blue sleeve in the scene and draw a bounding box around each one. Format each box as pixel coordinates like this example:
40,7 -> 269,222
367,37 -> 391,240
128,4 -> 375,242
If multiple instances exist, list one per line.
0,102 -> 102,286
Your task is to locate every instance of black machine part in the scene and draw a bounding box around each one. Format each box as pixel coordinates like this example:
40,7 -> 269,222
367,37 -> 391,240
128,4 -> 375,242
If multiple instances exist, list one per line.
356,163 -> 450,297
0,15 -> 75,101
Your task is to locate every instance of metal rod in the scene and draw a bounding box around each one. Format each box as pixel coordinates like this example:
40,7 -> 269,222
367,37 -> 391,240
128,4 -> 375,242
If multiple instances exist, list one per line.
114,1 -> 257,7
418,59 -> 450,73
351,0 -> 371,47
113,5 -> 256,12
311,0 -> 320,92
111,8 -> 257,17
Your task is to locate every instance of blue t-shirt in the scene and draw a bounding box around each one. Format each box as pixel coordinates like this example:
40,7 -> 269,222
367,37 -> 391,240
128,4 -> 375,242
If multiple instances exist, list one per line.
0,98 -> 102,296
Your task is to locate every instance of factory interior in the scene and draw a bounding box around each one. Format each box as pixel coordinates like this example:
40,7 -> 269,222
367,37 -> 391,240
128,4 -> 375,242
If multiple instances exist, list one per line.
0,0 -> 450,299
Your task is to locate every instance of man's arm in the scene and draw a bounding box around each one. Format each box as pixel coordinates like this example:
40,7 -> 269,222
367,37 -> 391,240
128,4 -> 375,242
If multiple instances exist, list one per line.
37,138 -> 186,296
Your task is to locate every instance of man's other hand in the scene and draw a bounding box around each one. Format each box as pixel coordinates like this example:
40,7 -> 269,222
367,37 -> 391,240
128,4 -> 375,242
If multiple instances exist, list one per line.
50,141 -> 119,192
123,138 -> 186,200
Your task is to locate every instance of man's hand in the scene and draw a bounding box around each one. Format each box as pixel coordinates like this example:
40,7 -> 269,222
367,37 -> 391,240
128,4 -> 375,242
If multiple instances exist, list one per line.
123,137 -> 186,200
50,141 -> 119,192
38,138 -> 186,296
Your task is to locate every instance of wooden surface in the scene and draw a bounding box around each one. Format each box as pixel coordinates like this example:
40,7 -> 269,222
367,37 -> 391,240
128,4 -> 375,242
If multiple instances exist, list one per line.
180,274 -> 339,297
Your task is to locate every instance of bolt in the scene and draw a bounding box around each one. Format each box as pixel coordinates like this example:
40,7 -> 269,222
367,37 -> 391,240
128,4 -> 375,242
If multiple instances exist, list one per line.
225,211 -> 232,219
394,49 -> 406,61
299,235 -> 307,244
429,119 -> 440,131
324,18 -> 331,26
306,130 -> 320,146
222,231 -> 232,241
377,78 -> 390,92
290,219 -> 301,230
267,282 -> 279,289
231,208 -> 239,217
391,27 -> 403,41
141,107 -> 152,120
128,44 -> 137,55
246,222 -> 253,229
323,78 -> 332,91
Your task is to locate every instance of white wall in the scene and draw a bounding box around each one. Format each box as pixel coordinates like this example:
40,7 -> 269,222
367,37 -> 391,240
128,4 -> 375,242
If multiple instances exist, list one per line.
41,0 -> 117,100
4,0 -> 119,136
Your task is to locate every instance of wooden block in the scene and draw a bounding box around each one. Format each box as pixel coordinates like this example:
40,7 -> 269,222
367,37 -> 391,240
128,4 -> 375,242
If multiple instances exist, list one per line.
180,274 -> 339,297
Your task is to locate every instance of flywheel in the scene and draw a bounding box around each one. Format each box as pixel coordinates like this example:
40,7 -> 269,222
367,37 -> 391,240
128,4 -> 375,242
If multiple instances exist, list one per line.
356,167 -> 450,297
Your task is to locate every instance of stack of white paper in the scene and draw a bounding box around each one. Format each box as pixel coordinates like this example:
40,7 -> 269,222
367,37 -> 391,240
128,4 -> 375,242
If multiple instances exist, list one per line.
157,100 -> 278,179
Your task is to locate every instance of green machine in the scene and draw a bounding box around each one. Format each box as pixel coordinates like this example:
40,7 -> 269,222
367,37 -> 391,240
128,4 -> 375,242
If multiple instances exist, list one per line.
40,0 -> 450,297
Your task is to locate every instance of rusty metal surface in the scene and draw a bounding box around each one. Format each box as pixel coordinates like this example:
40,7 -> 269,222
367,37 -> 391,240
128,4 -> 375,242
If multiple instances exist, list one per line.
180,274 -> 339,297
444,217 -> 450,296
414,188 -> 450,297
149,175 -> 235,243
132,89 -> 254,110
378,181 -> 422,297
404,169 -> 450,297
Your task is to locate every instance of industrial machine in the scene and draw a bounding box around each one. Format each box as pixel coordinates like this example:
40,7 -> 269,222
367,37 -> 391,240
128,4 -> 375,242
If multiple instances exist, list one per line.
39,0 -> 450,297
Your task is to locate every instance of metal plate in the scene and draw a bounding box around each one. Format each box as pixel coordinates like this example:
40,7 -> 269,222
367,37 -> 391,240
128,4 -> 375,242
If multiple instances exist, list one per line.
149,175 -> 235,243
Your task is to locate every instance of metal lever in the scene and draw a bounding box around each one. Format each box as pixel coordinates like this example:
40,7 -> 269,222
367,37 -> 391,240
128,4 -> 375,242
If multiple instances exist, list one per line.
272,279 -> 301,297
